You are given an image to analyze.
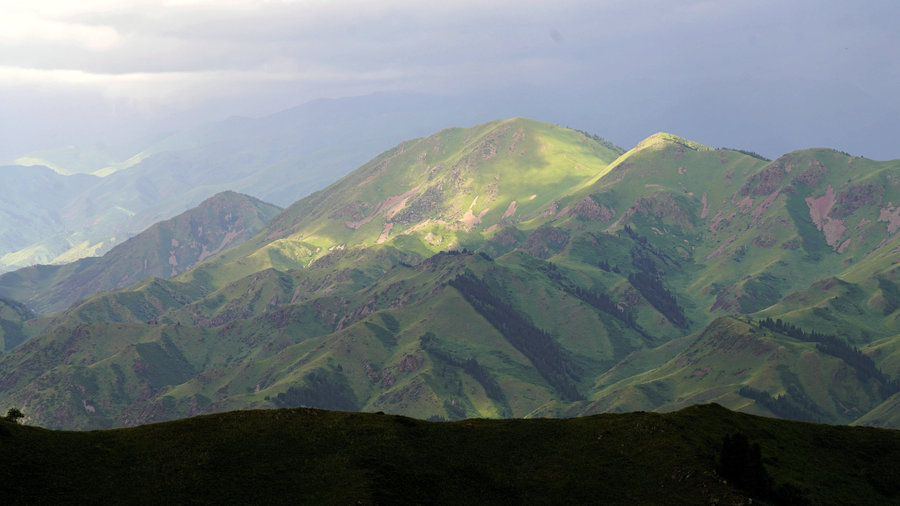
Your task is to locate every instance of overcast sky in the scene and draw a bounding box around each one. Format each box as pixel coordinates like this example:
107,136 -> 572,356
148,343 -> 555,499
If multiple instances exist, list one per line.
2,0 -> 899,160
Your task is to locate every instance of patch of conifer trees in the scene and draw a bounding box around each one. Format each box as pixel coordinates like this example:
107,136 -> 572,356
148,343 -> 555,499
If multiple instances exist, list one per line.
449,272 -> 583,401
757,318 -> 899,397
627,271 -> 688,329
737,385 -> 824,423
539,261 -> 653,345
419,333 -> 510,414
621,226 -> 688,329
274,370 -> 358,411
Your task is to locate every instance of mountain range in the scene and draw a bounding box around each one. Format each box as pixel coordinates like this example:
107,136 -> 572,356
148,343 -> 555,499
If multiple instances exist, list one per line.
0,93 -> 508,272
0,117 -> 899,431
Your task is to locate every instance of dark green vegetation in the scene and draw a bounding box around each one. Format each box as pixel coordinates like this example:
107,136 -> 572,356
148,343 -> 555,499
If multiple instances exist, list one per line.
1,404 -> 898,505
0,298 -> 34,351
2,118 -> 900,431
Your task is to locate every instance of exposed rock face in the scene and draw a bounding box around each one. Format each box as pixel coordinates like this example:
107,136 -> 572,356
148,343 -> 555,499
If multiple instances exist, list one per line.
521,226 -> 569,259
740,164 -> 787,196
831,184 -> 885,219
880,204 -> 900,234
806,186 -> 847,249
792,159 -> 828,187
571,196 -> 616,222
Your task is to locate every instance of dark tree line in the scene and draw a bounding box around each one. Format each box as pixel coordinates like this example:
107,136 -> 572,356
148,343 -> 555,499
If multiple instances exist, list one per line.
738,386 -> 824,423
627,272 -> 688,329
621,227 -> 689,329
757,318 -> 899,397
538,261 -> 652,345
719,147 -> 772,161
273,370 -> 358,411
567,285 -> 636,327
449,273 -> 583,401
419,333 -> 508,408
570,128 -> 626,154
623,226 -> 680,269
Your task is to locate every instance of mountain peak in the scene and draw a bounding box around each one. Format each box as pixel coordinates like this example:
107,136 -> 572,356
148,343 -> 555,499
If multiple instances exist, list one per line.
634,132 -> 712,152
602,132 -> 716,175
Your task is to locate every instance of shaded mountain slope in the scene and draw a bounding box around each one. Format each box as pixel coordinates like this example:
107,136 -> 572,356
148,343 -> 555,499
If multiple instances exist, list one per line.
0,192 -> 281,316
0,298 -> 35,351
0,249 -> 679,428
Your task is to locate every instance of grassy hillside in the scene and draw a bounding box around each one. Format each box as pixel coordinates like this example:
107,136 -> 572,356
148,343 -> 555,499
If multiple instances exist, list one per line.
1,404 -> 898,505
186,117 -> 625,290
3,118 -> 900,430
582,316 -> 896,425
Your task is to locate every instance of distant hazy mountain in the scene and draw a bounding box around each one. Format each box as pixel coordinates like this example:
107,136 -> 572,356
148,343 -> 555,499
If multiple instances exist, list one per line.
0,165 -> 99,267
2,118 -> 899,431
0,191 -> 280,316
7,83 -> 898,273
0,92 -> 528,272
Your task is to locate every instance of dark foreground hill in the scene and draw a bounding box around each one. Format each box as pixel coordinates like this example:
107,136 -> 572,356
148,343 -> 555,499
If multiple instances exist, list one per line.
1,404 -> 898,505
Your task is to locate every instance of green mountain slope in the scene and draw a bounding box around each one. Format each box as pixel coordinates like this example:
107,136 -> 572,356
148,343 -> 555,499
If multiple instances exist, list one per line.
581,316 -> 896,425
1,92 -> 575,272
0,298 -> 35,351
2,404 -> 899,505
2,118 -> 900,430
188,117 -> 625,289
0,191 -> 281,316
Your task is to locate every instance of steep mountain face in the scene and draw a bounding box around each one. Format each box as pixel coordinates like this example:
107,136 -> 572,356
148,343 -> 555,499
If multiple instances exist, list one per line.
0,191 -> 281,317
1,118 -> 899,430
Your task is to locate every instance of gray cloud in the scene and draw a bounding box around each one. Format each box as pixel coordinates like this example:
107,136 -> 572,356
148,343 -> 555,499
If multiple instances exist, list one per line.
1,0 -> 899,159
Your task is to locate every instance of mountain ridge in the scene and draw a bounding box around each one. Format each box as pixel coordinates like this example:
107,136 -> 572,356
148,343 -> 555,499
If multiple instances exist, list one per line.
1,117 -> 899,430
0,191 -> 281,318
